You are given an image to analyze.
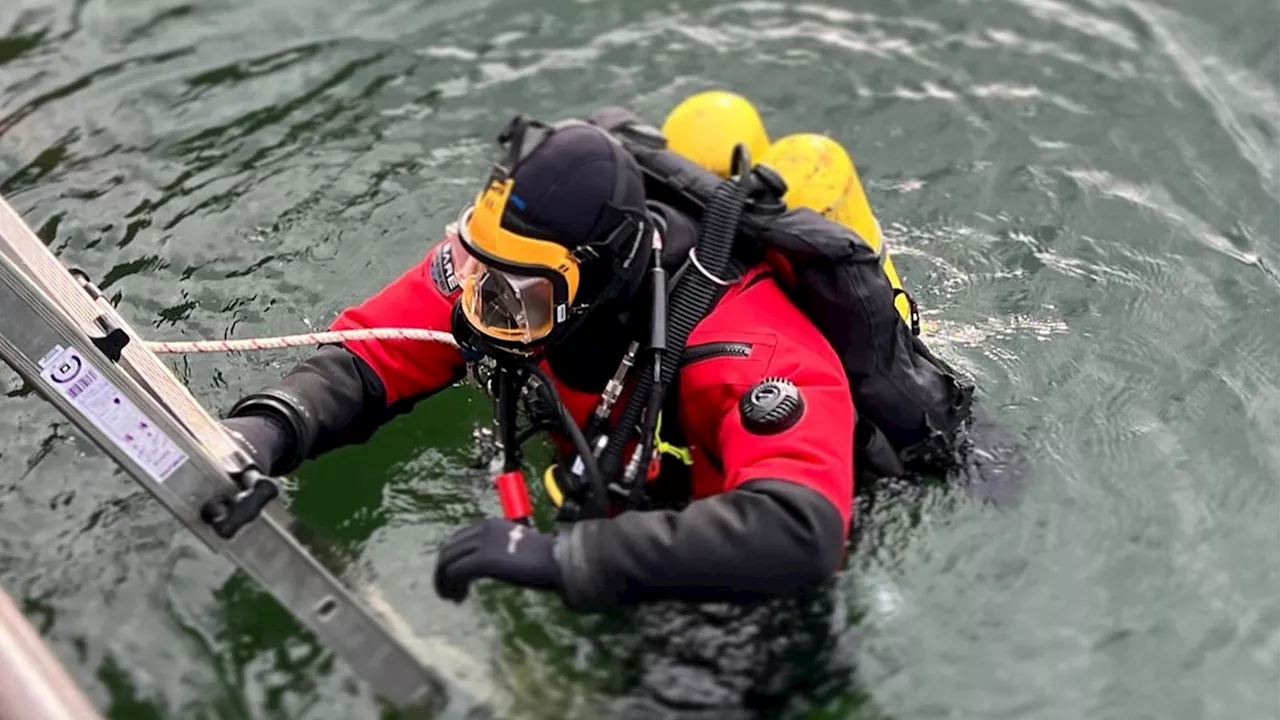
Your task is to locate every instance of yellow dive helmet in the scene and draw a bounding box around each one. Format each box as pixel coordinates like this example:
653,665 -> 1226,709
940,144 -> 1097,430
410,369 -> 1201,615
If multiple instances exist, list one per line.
448,118 -> 651,350
759,133 -> 912,324
661,90 -> 771,178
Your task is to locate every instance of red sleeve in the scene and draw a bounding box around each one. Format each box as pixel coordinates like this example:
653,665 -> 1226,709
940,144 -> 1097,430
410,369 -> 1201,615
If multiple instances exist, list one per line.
329,245 -> 464,405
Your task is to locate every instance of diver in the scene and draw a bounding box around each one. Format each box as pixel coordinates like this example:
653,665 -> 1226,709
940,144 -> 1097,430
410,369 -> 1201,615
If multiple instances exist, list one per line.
222,114 -> 857,611
217,92 -> 1023,712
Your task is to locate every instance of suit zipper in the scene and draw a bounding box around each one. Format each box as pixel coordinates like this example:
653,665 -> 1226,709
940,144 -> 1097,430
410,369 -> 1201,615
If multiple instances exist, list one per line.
681,341 -> 753,366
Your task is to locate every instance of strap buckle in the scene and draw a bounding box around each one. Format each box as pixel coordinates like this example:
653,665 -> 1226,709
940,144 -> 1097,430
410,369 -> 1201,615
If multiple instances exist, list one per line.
894,288 -> 921,336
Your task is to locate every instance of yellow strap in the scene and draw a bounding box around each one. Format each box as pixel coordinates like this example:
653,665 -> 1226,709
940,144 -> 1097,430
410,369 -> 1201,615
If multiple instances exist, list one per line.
654,412 -> 693,466
542,465 -> 565,508
542,413 -> 692,505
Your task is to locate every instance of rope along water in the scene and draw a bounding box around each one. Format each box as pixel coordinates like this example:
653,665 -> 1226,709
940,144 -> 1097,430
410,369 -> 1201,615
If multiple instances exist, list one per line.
143,328 -> 459,354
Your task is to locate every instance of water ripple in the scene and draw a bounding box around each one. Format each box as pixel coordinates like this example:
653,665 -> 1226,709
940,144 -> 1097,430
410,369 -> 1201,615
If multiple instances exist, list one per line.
0,47 -> 195,136
1062,167 -> 1265,268
1128,0 -> 1280,199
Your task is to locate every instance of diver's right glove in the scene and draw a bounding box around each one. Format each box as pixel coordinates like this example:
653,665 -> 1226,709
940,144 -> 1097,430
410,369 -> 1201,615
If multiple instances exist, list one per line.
433,518 -> 562,603
220,413 -> 292,476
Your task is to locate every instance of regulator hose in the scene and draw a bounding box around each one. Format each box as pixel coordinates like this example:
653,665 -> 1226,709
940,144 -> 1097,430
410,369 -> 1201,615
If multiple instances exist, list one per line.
596,146 -> 753,498
525,362 -> 609,518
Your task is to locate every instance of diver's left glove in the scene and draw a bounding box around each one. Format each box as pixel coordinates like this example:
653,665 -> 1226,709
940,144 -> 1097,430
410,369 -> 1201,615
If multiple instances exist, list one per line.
433,518 -> 562,603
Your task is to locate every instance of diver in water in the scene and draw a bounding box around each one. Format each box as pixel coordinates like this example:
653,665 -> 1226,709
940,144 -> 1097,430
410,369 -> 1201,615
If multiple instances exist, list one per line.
219,93 -> 1023,713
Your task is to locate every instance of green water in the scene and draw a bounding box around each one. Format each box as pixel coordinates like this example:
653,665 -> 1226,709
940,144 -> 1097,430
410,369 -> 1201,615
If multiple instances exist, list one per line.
2,0 -> 1278,718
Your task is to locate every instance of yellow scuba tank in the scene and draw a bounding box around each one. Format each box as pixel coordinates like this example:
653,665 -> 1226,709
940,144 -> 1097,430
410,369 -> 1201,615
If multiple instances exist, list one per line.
661,90 -> 771,179
759,133 -> 913,325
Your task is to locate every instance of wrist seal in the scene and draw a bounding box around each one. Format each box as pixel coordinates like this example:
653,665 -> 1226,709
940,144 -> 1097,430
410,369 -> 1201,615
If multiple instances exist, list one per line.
227,389 -> 315,475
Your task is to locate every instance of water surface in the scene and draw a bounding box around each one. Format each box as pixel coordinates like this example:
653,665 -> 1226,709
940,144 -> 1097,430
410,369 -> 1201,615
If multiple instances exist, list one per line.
1,0 -> 1278,718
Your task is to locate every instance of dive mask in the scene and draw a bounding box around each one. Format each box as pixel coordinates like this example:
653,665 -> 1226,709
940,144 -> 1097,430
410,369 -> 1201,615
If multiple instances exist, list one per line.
446,177 -> 580,346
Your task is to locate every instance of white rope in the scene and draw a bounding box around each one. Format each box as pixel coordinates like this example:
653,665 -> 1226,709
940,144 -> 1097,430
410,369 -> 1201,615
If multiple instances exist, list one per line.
143,328 -> 459,354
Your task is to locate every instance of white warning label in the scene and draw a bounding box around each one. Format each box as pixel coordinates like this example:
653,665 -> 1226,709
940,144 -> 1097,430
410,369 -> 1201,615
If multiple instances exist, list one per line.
39,346 -> 187,483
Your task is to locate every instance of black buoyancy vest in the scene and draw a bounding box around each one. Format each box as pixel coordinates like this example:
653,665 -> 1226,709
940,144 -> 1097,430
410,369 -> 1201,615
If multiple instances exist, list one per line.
587,107 -> 975,478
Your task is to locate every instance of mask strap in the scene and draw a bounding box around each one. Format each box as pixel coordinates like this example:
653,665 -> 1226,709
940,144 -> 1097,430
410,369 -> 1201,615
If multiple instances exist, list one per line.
494,116 -> 554,179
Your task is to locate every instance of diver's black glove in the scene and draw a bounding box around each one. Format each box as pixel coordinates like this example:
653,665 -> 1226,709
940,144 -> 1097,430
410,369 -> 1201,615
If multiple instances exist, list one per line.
433,518 -> 561,603
220,413 -> 292,476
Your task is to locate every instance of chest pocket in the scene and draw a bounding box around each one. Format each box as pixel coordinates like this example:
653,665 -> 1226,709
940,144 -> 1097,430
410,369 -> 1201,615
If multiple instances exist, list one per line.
639,332 -> 778,507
